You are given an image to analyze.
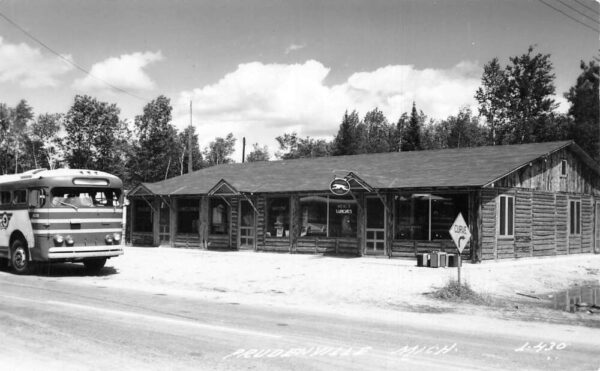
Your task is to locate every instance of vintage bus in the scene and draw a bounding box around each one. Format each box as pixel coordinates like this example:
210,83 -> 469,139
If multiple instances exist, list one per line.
0,169 -> 124,274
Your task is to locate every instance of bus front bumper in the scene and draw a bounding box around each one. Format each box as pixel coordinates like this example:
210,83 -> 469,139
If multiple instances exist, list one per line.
47,245 -> 124,259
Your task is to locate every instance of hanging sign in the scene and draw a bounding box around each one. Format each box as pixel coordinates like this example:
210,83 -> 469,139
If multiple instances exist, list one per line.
329,178 -> 351,196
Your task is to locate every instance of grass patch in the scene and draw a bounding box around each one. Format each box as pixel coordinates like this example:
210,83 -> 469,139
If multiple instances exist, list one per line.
431,279 -> 492,305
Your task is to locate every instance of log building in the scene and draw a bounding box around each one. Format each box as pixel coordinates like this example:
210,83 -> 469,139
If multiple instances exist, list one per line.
128,140 -> 600,261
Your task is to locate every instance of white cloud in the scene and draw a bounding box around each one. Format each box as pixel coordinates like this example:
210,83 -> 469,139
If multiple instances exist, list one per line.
73,51 -> 163,93
285,43 -> 306,54
176,60 -> 482,159
0,37 -> 73,88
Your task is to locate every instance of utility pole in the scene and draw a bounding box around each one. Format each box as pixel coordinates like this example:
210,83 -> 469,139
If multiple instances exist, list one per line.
188,100 -> 193,174
242,137 -> 246,163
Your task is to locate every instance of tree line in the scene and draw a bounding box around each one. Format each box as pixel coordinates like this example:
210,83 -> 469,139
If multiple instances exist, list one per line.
275,47 -> 598,162
0,47 -> 597,188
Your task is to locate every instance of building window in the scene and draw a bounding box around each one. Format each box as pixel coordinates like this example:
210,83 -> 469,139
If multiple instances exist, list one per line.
329,196 -> 357,238
177,199 -> 199,234
498,195 -> 514,237
209,198 -> 229,234
133,200 -> 153,233
300,195 -> 328,236
395,193 -> 468,240
569,200 -> 581,235
266,197 -> 290,238
299,195 -> 357,238
561,160 -> 567,177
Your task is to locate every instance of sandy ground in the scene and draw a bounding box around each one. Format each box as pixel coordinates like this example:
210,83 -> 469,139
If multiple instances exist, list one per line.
54,247 -> 600,327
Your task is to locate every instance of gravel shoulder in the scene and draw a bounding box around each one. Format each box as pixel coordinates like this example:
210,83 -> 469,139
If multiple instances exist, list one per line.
45,247 -> 600,328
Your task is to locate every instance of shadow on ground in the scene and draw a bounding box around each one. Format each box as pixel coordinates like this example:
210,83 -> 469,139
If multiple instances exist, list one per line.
0,260 -> 118,278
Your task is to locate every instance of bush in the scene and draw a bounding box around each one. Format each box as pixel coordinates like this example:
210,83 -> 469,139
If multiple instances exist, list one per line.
432,279 -> 491,305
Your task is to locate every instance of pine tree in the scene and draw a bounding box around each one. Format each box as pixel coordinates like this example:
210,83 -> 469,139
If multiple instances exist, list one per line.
404,102 -> 422,151
332,110 -> 360,156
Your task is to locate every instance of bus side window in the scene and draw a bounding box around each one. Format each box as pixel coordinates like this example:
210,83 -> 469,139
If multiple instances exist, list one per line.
0,191 -> 10,205
13,190 -> 27,205
28,189 -> 45,208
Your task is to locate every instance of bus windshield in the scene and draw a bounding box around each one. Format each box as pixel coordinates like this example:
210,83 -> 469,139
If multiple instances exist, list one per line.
50,188 -> 122,208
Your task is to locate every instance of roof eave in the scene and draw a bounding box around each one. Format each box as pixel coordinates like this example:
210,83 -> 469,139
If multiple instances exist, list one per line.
482,140 -> 574,188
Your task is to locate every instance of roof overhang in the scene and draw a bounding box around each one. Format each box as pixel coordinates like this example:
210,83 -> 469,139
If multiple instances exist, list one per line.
128,183 -> 155,197
208,179 -> 240,196
482,140 -> 600,187
345,172 -> 375,192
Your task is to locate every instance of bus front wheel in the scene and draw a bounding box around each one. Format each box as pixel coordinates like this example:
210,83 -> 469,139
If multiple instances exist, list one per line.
83,258 -> 107,275
11,239 -> 34,275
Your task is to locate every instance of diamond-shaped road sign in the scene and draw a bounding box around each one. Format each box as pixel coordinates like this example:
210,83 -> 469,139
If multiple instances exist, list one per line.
449,213 -> 471,254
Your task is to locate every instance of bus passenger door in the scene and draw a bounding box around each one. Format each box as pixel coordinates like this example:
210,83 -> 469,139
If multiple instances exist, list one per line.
0,190 -> 10,258
28,188 -> 49,245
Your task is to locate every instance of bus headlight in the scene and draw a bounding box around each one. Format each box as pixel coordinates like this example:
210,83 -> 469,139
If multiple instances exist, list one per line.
105,234 -> 114,245
65,235 -> 74,246
113,233 -> 121,244
53,234 -> 64,246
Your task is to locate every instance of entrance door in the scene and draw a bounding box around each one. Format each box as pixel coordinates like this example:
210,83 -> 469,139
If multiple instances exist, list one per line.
239,200 -> 256,250
365,196 -> 386,254
159,203 -> 170,245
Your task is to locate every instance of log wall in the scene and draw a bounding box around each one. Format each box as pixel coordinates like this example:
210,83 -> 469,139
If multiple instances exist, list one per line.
174,233 -> 200,249
515,190 -> 532,258
230,197 -> 239,250
493,148 -> 600,195
131,232 -> 154,246
208,234 -> 231,250
480,188 -> 497,260
480,187 -> 595,260
390,240 -> 468,258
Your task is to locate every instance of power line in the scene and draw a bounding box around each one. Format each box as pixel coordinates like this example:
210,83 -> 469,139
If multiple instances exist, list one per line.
536,0 -> 600,32
0,10 -> 148,102
572,0 -> 600,15
555,0 -> 600,25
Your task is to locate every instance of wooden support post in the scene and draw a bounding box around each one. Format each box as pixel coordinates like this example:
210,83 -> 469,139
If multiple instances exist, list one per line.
290,195 -> 299,254
152,198 -> 160,247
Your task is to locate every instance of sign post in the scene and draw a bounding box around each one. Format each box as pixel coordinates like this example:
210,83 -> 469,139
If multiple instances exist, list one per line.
449,213 -> 471,294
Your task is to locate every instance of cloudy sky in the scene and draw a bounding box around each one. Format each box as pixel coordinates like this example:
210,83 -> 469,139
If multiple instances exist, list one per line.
0,0 -> 598,159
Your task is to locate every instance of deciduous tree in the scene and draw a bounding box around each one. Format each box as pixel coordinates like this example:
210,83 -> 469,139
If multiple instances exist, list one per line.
246,143 -> 270,162
564,60 -> 599,160
476,46 -> 558,144
275,132 -> 331,159
204,133 -> 237,166
178,126 -> 204,174
130,95 -> 180,182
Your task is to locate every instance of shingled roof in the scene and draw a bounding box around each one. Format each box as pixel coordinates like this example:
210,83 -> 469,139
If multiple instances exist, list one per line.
132,140 -> 596,196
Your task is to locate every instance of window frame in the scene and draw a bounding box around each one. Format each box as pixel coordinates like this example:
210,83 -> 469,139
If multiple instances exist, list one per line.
133,199 -> 153,233
209,198 -> 230,235
560,159 -> 568,178
497,195 -> 515,238
569,200 -> 581,236
0,191 -> 11,205
393,192 -> 469,241
13,189 -> 27,205
266,196 -> 291,239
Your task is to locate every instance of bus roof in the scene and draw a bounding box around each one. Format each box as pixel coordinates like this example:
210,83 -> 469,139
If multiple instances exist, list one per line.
0,169 -> 123,188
